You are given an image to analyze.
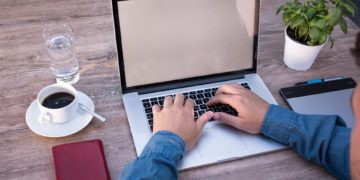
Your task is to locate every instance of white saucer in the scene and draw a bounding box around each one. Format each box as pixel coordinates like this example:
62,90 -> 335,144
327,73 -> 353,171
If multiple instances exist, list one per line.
26,91 -> 94,138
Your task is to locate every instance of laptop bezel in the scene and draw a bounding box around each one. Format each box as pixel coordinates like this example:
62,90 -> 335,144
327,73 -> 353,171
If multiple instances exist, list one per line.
112,0 -> 260,94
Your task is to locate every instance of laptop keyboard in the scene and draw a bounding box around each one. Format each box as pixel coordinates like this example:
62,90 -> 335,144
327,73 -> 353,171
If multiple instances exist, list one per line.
142,83 -> 251,131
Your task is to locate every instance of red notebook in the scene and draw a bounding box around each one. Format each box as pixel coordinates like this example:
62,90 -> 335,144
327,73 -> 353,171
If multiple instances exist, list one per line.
52,139 -> 111,180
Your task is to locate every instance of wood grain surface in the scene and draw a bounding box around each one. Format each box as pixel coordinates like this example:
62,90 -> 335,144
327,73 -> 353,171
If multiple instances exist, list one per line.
0,0 -> 359,179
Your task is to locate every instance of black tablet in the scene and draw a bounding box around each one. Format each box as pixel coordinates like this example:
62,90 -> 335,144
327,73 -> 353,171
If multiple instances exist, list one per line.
280,78 -> 357,128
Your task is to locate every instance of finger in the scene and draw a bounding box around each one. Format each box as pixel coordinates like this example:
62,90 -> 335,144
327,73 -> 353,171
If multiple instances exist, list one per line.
174,93 -> 185,106
184,98 -> 195,109
207,94 -> 235,106
216,83 -> 244,96
164,96 -> 173,107
196,111 -> 214,130
213,112 -> 240,127
152,104 -> 161,114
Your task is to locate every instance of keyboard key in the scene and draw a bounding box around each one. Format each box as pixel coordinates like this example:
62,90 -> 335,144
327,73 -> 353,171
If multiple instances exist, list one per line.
241,83 -> 248,86
197,90 -> 204,93
214,107 -> 221,112
184,92 -> 189,95
196,94 -> 204,99
189,91 -> 196,95
213,103 -> 221,107
203,98 -> 209,103
151,101 -> 158,106
204,89 -> 211,92
150,97 -> 157,101
189,95 -> 197,100
194,106 -> 200,111
142,99 -> 149,103
195,99 -> 202,104
159,96 -> 165,100
200,104 -> 207,110
143,103 -> 151,108
159,101 -> 164,105
148,119 -> 153,125
221,106 -> 229,112
145,108 -> 152,113
147,114 -> 153,119
204,93 -> 211,97
211,88 -> 218,91
211,92 -> 215,96
198,110 -> 205,116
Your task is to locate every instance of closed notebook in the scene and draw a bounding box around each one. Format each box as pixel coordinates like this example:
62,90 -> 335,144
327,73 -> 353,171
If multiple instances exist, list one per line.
52,139 -> 111,180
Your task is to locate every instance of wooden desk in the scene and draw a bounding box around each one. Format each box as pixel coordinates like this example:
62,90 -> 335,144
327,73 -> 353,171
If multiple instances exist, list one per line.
0,0 -> 358,179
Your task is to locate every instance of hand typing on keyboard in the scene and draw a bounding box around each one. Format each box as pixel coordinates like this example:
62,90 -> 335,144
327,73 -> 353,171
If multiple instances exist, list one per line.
207,83 -> 269,134
152,93 -> 214,151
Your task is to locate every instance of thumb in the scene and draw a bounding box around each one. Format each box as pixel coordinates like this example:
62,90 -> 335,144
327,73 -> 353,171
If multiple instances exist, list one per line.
196,111 -> 214,130
213,112 -> 239,127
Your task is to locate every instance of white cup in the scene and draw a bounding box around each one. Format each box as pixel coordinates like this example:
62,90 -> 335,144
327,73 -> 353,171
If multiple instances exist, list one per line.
37,83 -> 78,124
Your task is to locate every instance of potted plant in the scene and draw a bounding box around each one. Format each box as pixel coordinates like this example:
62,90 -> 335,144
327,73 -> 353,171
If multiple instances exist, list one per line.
277,0 -> 357,71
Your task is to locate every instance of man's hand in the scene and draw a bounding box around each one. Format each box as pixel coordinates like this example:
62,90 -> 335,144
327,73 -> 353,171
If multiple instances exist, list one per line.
153,94 -> 213,151
207,83 -> 269,134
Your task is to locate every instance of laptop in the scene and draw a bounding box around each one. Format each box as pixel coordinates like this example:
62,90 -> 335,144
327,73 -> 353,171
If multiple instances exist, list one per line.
112,0 -> 286,169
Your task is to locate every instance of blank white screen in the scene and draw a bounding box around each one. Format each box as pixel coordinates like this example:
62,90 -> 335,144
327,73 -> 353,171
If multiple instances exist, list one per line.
118,0 -> 256,87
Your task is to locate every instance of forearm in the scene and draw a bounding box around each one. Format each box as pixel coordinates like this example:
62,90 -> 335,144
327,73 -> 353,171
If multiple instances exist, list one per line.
120,131 -> 186,180
261,105 -> 351,179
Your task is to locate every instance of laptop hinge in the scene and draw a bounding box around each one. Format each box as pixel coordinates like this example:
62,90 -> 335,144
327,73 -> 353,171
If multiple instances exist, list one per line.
136,74 -> 245,95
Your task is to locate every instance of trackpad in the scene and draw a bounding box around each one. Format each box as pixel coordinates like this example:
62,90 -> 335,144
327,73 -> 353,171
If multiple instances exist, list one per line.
197,123 -> 247,157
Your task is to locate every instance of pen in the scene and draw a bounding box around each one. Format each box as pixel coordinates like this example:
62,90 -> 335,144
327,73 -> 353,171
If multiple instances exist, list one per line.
295,76 -> 345,86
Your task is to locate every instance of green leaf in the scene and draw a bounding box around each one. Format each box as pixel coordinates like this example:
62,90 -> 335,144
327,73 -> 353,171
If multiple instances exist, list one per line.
310,18 -> 327,29
339,17 -> 348,34
342,3 -> 356,16
316,2 -> 326,10
283,13 -> 291,24
291,17 -> 305,28
319,33 -> 327,44
306,7 -> 317,18
309,27 -> 321,42
328,8 -> 342,27
276,5 -> 284,15
298,24 -> 309,37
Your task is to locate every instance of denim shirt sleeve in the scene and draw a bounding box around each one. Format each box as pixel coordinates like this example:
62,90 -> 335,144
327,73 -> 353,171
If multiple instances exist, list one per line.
261,104 -> 351,179
120,131 -> 186,180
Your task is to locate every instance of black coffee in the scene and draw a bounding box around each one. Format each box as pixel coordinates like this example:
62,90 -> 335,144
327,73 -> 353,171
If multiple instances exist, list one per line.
42,92 -> 75,109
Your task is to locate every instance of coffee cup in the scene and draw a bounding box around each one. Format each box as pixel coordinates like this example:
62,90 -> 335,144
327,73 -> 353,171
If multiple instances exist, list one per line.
37,83 -> 78,124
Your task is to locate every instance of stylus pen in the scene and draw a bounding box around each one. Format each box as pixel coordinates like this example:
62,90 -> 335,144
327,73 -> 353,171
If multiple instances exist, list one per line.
295,76 -> 345,86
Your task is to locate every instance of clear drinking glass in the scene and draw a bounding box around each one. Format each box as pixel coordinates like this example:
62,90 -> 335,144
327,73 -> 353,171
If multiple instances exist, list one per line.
43,24 -> 80,84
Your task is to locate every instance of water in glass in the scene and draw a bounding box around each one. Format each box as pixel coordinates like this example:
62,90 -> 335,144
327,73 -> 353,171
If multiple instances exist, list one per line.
44,25 -> 80,84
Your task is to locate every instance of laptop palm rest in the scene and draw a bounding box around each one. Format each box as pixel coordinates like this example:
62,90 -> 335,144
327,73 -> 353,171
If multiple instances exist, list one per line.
196,122 -> 247,158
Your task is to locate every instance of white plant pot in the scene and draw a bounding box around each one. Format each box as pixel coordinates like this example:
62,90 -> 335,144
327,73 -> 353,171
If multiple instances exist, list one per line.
283,28 -> 327,71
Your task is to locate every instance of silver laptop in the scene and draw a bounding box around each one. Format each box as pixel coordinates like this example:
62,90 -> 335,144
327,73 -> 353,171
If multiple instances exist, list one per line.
112,0 -> 286,169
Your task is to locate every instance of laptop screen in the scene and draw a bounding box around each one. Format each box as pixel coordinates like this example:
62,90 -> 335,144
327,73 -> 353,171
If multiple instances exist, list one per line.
117,0 -> 257,88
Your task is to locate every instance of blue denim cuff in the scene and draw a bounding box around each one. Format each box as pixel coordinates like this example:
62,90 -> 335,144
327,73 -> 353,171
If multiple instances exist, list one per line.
260,104 -> 295,144
139,131 -> 186,165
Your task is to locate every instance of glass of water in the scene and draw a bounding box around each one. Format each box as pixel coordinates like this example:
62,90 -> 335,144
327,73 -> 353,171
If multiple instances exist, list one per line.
43,24 -> 80,85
